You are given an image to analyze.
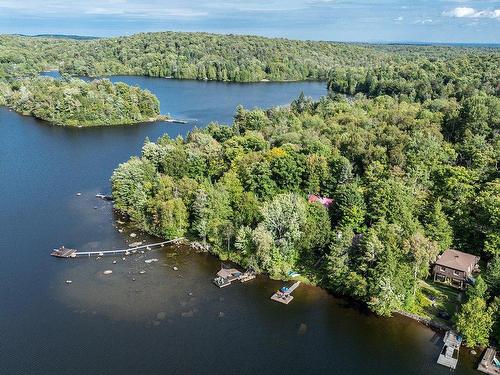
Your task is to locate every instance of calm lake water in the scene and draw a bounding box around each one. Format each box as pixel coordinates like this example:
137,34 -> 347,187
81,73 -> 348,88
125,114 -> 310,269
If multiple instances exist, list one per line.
0,77 -> 479,374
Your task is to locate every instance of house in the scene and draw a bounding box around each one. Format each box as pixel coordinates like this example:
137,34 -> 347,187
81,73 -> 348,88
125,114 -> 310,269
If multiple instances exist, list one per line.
307,194 -> 334,208
432,249 -> 480,289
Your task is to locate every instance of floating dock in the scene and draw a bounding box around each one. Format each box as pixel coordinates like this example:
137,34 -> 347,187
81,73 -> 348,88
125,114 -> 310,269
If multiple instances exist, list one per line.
271,281 -> 300,305
437,331 -> 462,370
213,267 -> 255,288
50,238 -> 184,258
478,348 -> 500,375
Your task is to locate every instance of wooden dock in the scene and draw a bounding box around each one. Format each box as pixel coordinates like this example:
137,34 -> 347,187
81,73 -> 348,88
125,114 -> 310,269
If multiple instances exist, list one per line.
437,331 -> 462,370
50,238 -> 184,258
271,281 -> 300,305
478,348 -> 500,375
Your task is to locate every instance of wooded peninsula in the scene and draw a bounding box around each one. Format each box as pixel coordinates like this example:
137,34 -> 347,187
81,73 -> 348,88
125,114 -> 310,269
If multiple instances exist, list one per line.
1,32 -> 499,348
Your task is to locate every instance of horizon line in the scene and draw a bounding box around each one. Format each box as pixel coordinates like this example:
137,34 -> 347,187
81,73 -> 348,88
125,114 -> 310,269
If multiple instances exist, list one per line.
5,31 -> 500,47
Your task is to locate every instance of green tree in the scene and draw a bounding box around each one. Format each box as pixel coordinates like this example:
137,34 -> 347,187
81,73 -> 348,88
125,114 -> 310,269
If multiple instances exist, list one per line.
455,276 -> 494,347
485,256 -> 500,297
455,297 -> 494,348
422,199 -> 453,251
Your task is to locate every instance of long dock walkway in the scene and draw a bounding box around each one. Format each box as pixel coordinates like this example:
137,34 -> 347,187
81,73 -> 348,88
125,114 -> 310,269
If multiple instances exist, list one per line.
51,238 -> 184,258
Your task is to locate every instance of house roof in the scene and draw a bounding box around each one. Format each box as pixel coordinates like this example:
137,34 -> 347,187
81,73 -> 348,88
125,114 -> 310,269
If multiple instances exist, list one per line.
435,249 -> 480,272
217,268 -> 241,278
308,194 -> 334,207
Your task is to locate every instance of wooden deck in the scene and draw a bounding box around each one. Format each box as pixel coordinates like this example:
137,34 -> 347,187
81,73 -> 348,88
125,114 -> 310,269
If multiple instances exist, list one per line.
239,274 -> 256,282
51,247 -> 77,258
271,281 -> 300,305
478,348 -> 500,375
437,331 -> 462,370
50,238 -> 184,258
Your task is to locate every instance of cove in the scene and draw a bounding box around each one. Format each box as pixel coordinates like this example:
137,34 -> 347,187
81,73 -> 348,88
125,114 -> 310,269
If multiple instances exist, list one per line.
0,77 -> 478,374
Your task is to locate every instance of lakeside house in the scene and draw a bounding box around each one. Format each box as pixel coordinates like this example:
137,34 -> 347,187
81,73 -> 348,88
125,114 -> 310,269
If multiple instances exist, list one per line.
432,249 -> 480,289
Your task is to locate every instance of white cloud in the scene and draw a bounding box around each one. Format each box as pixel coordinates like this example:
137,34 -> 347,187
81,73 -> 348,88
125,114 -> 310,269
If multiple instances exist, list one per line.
443,7 -> 500,19
394,16 -> 404,22
414,18 -> 433,25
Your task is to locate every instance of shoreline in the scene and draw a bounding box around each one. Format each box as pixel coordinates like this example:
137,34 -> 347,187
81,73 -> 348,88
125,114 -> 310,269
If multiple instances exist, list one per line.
123,226 -> 454,335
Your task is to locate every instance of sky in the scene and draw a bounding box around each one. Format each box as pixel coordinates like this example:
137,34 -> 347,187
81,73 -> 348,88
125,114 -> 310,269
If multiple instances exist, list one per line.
0,0 -> 499,43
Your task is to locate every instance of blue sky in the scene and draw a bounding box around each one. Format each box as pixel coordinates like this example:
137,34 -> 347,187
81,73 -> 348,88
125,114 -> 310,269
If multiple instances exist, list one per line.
0,0 -> 499,43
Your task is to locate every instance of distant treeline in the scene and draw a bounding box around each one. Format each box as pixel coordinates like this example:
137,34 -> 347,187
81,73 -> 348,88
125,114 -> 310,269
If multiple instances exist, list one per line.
327,56 -> 499,101
1,32 -> 499,84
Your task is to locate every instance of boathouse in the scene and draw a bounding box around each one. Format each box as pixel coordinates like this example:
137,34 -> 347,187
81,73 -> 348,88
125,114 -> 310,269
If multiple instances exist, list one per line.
432,249 -> 480,289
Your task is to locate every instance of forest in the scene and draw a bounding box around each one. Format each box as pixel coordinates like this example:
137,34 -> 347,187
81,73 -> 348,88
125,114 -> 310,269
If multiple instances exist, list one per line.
111,90 -> 499,347
5,77 -> 160,126
1,32 -> 498,83
0,36 -> 161,126
0,32 -> 498,126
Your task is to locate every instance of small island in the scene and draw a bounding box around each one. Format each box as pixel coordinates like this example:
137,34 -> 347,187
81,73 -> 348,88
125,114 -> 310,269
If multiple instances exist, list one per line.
4,77 -> 163,127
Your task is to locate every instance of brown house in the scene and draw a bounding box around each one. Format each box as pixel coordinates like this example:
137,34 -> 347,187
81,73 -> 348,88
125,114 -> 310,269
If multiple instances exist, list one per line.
432,249 -> 480,289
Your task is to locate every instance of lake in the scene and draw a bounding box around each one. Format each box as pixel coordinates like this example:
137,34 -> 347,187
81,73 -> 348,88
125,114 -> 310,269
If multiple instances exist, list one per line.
0,76 -> 478,374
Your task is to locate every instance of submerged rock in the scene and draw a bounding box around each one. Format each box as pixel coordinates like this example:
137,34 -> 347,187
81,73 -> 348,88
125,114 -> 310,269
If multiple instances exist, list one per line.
297,323 -> 307,335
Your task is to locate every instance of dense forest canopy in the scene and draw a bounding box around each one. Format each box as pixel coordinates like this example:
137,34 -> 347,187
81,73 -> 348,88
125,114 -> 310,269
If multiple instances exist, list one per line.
6,77 -> 160,126
0,32 -> 499,83
0,35 -> 162,126
111,90 -> 499,345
